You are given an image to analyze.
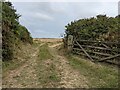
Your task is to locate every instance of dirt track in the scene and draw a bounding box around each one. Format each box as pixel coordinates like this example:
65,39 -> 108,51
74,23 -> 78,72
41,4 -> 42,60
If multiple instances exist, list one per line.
2,38 -> 118,88
48,44 -> 89,88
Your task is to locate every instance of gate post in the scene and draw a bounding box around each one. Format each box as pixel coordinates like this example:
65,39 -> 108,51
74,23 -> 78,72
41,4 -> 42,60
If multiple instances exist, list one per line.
67,35 -> 73,53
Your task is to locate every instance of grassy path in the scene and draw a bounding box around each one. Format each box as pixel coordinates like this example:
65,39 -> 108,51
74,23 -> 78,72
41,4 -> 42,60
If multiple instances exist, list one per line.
2,39 -> 119,88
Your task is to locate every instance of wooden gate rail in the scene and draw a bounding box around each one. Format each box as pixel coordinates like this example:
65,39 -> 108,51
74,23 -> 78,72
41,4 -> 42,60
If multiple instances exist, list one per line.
76,40 -> 120,45
73,48 -> 113,57
75,40 -> 94,62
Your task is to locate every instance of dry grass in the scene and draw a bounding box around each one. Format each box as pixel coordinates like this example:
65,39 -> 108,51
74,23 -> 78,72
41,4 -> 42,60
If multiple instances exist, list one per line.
33,38 -> 62,43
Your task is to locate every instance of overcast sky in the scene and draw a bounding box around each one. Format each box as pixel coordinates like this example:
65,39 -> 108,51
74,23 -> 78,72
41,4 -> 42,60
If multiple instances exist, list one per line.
10,0 -> 119,38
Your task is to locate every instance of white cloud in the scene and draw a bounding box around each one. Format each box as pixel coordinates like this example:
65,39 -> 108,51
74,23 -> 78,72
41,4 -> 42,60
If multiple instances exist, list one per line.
118,1 -> 120,15
9,0 -> 120,2
34,12 -> 54,21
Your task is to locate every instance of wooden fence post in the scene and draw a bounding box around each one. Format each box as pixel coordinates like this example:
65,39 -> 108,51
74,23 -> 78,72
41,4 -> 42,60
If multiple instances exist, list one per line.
67,35 -> 73,53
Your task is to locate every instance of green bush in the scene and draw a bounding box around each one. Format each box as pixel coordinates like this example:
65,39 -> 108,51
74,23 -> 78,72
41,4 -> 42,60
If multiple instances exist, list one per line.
65,15 -> 119,42
2,1 -> 33,61
2,28 -> 15,61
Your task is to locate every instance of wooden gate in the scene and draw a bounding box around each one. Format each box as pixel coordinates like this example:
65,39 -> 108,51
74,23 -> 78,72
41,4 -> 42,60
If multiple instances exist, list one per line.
72,37 -> 120,65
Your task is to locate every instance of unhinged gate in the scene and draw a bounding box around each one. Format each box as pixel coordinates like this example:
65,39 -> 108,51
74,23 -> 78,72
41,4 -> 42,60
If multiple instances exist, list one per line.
67,35 -> 120,65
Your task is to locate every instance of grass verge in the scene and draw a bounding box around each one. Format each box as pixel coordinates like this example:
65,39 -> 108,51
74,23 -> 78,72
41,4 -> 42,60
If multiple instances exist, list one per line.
2,43 -> 33,78
66,54 -> 119,88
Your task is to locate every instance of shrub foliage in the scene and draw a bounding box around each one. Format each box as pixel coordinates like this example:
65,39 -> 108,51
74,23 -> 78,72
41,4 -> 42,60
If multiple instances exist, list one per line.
65,15 -> 120,42
2,1 -> 33,61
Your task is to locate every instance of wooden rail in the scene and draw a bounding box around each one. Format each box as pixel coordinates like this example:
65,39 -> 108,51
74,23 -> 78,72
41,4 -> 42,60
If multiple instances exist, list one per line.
98,54 -> 120,62
76,40 -> 120,45
75,40 -> 94,61
73,48 -> 113,56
